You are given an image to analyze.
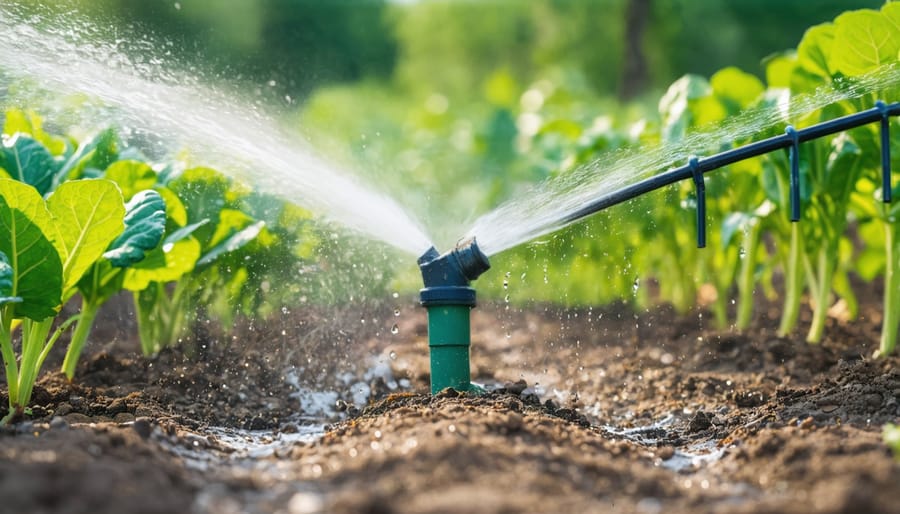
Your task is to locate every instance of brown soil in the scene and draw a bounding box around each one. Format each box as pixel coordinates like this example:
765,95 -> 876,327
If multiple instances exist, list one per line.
0,294 -> 898,514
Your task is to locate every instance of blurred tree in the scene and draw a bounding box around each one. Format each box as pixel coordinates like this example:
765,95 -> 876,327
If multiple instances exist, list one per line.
619,0 -> 651,99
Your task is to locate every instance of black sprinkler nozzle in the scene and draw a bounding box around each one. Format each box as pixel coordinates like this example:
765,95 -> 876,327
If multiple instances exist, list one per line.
418,238 -> 490,306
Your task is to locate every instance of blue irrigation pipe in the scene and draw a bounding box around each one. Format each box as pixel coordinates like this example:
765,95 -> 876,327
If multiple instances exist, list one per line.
560,101 -> 900,246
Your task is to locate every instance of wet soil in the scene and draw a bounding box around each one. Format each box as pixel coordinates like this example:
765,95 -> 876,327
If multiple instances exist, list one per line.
0,294 -> 898,514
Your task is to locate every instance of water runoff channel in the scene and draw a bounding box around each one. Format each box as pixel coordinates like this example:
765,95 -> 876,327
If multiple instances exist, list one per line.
2,3 -> 900,505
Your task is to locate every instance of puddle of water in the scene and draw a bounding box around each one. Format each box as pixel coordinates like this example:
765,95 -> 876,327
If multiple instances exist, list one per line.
658,440 -> 726,472
205,425 -> 326,459
603,414 -> 727,472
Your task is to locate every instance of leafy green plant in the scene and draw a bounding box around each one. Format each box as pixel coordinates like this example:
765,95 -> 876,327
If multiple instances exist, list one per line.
0,177 -> 126,423
61,188 -> 166,378
124,167 -> 266,354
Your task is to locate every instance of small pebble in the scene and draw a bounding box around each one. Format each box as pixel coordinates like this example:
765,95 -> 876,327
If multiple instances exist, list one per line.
503,379 -> 528,395
133,417 -> 153,439
49,417 -> 69,431
799,416 -> 815,430
436,387 -> 459,399
656,446 -> 675,460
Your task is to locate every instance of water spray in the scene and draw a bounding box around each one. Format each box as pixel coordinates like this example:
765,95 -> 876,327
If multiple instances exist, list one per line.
418,238 -> 491,394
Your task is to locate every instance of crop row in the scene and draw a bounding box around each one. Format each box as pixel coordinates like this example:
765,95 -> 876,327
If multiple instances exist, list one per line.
485,5 -> 900,357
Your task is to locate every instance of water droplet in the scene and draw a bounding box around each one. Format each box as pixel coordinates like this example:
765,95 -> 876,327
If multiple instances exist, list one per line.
503,279 -> 509,290
504,294 -> 510,303
739,247 -> 746,259
505,331 -> 511,339
632,278 -> 640,294
390,324 -> 399,335
392,292 -> 399,298
393,309 -> 400,317
389,350 -> 397,360
360,318 -> 366,324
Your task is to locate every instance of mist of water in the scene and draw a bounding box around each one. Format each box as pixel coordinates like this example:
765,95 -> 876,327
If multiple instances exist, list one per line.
467,66 -> 900,256
0,4 -> 433,257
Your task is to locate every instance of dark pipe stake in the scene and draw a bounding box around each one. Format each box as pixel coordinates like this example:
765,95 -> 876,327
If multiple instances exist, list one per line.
786,125 -> 801,222
878,100 -> 892,203
689,156 -> 706,248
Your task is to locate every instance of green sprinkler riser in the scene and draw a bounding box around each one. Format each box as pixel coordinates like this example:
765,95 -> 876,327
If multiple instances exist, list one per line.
426,305 -> 472,394
418,238 -> 491,395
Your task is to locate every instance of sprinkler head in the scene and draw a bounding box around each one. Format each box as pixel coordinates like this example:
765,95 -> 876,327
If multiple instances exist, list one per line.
418,237 -> 491,306
418,237 -> 490,394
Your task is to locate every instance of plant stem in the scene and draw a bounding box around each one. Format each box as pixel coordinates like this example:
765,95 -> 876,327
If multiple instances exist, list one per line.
881,223 -> 900,356
15,318 -> 53,411
736,220 -> 761,330
778,223 -> 805,337
61,299 -> 99,380
0,305 -> 19,411
135,287 -> 160,356
806,246 -> 835,344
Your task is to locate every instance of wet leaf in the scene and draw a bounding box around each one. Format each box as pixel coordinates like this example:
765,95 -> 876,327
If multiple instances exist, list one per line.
103,160 -> 157,201
831,9 -> 900,76
104,190 -> 166,267
46,179 -> 125,293
797,23 -> 834,78
710,67 -> 764,110
197,220 -> 265,268
0,134 -> 57,196
0,179 -> 63,320
0,250 -> 22,306
123,236 -> 202,291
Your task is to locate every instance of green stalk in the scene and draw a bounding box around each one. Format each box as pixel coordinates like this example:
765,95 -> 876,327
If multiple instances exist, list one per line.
0,305 -> 18,414
15,319 -> 53,412
61,299 -> 99,380
164,281 -> 189,349
778,223 -> 805,337
736,220 -> 762,330
135,287 -> 160,356
881,224 -> 900,356
806,245 -> 836,344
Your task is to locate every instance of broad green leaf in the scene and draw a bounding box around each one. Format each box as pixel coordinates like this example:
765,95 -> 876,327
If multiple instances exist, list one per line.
46,179 -> 125,293
764,52 -> 797,88
197,220 -> 265,268
207,208 -> 254,248
165,219 -> 210,245
691,96 -> 727,127
710,67 -> 764,110
0,134 -> 57,195
824,134 -> 862,197
831,9 -> 900,76
55,129 -> 118,186
103,160 -> 157,201
0,250 -> 22,305
0,179 -> 63,319
169,167 -> 230,223
658,74 -> 710,141
104,189 -> 167,267
797,23 -> 835,78
123,236 -> 201,291
156,185 -> 187,226
2,109 -> 67,155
